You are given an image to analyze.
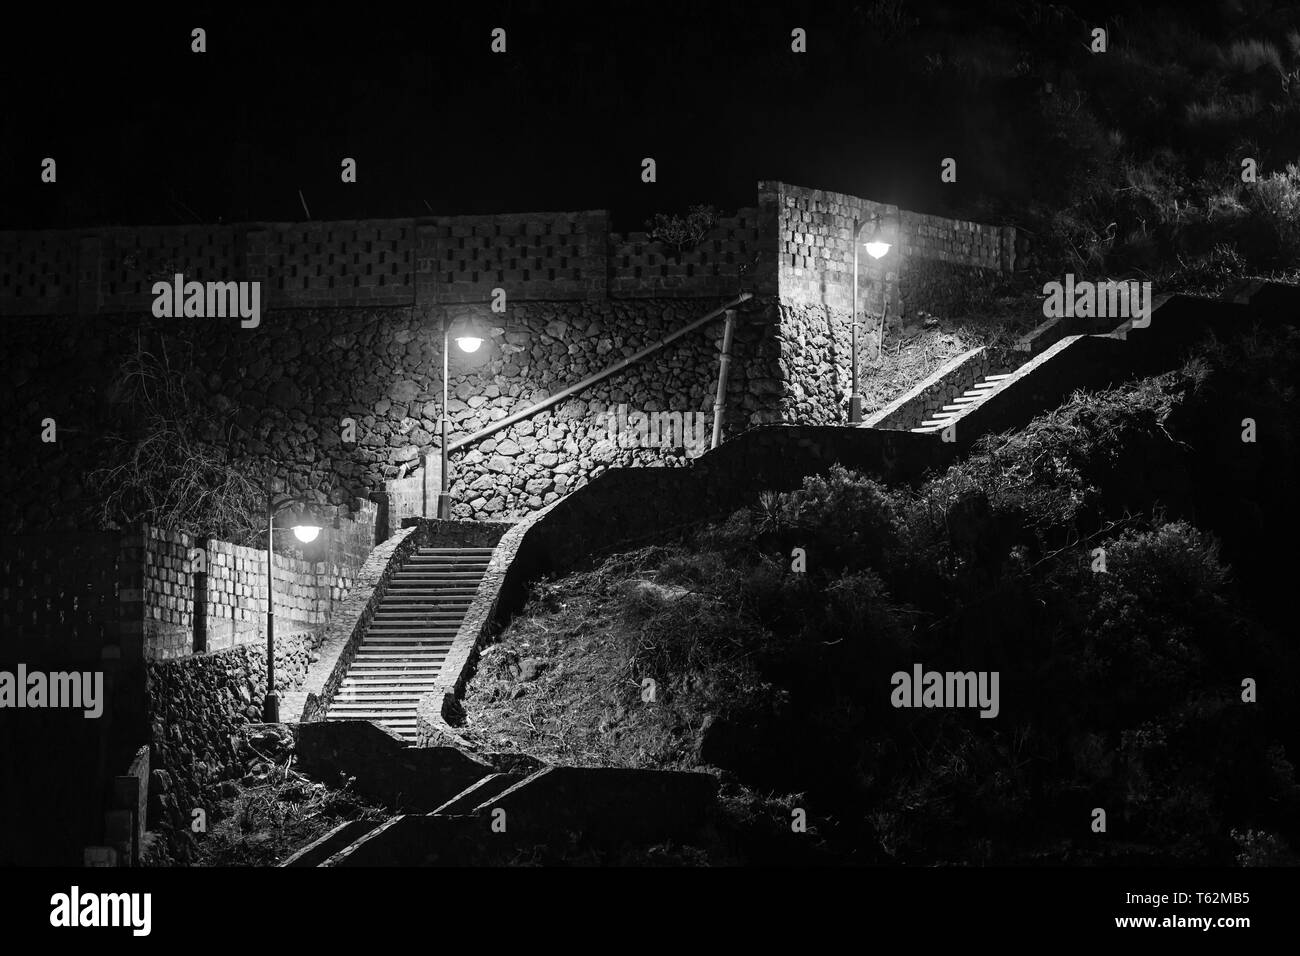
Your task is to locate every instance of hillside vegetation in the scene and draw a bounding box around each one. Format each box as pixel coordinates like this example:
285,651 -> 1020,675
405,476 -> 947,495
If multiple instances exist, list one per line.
462,326 -> 1300,865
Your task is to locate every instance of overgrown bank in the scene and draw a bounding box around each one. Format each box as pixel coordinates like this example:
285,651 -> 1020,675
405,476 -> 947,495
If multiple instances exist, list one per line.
461,326 -> 1300,865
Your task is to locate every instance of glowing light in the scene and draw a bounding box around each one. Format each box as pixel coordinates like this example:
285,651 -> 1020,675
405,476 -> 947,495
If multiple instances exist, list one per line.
292,525 -> 321,544
865,240 -> 891,259
455,336 -> 484,353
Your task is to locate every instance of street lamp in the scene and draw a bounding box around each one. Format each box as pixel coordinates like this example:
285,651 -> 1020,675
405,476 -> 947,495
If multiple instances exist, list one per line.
437,314 -> 488,519
262,486 -> 322,723
850,213 -> 894,423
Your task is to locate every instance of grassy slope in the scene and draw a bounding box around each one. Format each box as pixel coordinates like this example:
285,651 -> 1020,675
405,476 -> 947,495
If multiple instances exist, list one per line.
461,326 -> 1300,866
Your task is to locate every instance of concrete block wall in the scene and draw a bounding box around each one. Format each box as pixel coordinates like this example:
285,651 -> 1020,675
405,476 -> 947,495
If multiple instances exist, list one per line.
769,180 -> 1018,315
608,206 -> 777,299
418,211 -> 607,305
767,181 -> 1020,426
0,199 -> 780,318
137,505 -> 378,661
0,230 -> 78,314
0,531 -> 121,662
99,227 -> 240,312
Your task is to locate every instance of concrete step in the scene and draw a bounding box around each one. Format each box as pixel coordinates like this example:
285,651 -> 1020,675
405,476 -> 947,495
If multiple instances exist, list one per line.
362,632 -> 457,641
351,657 -> 448,666
280,819 -> 381,868
361,640 -> 456,648
392,571 -> 486,578
345,657 -> 442,665
366,625 -> 460,633
331,697 -> 426,707
375,602 -> 471,610
380,599 -> 475,608
430,772 -> 525,816
386,580 -> 480,590
375,606 -> 471,614
359,650 -> 453,658
406,554 -> 491,561
414,548 -> 495,556
371,614 -> 465,623
352,650 -> 448,659
330,702 -> 425,711
334,683 -> 432,693
341,677 -> 439,687
385,585 -> 480,594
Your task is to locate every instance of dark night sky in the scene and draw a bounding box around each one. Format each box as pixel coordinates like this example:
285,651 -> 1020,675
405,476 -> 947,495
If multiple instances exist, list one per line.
1,0 -> 1133,230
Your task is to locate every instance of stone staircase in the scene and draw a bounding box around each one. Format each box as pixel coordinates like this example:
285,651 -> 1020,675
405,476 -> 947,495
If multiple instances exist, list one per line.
908,372 -> 1015,434
324,546 -> 494,740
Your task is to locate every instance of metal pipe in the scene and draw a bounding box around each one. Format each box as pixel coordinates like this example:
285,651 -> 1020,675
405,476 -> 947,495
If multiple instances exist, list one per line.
710,309 -> 737,449
851,218 -> 860,424
447,292 -> 752,453
264,493 -> 278,722
438,322 -> 451,519
878,279 -> 889,362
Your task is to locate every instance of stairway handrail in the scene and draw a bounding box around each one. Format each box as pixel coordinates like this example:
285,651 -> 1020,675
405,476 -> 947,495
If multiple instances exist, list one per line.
444,292 -> 753,455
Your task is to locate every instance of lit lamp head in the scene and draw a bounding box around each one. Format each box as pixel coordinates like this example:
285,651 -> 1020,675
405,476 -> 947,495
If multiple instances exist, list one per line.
291,524 -> 321,544
448,313 -> 488,354
864,215 -> 892,259
273,499 -> 322,544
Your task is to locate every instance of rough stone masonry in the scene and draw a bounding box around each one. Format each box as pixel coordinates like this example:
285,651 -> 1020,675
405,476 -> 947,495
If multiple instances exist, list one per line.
0,181 -> 1022,530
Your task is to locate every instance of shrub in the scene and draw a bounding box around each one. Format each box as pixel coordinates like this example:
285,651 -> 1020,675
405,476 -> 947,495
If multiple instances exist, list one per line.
1245,163 -> 1300,262
645,204 -> 719,256
1220,39 -> 1285,76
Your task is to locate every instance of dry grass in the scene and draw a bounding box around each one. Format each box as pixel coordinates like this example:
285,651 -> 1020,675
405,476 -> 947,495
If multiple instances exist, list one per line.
460,562 -> 712,770
858,291 -> 1042,416
146,731 -> 388,867
1220,38 -> 1285,75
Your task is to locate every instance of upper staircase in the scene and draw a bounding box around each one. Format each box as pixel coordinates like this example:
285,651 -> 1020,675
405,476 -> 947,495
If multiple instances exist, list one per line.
909,372 -> 1015,433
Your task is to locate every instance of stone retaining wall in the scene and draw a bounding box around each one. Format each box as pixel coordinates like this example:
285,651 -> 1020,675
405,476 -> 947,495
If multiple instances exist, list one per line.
1,182 -> 1020,534
145,628 -> 318,826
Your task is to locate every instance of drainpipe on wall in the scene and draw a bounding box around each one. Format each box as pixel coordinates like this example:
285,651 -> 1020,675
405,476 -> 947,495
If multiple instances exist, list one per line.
711,309 -> 737,449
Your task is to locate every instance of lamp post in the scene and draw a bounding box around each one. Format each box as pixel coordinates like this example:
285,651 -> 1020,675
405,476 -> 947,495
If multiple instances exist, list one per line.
436,315 -> 485,519
262,486 -> 322,723
850,214 -> 893,423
